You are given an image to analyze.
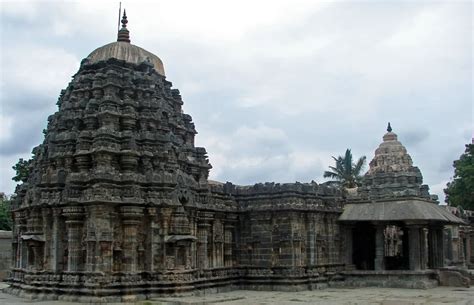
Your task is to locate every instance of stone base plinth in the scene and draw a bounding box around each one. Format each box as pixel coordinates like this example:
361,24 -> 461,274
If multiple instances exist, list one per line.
6,266 -> 445,302
337,270 -> 439,289
4,265 -> 347,302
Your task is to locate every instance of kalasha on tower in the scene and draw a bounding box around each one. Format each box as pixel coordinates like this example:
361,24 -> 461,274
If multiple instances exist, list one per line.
7,11 -> 465,303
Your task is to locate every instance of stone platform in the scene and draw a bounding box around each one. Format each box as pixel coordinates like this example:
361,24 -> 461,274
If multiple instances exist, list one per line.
1,283 -> 473,305
338,270 -> 439,289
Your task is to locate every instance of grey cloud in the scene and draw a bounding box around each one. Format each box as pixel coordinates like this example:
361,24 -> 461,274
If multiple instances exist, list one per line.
0,110 -> 47,156
400,129 -> 430,147
0,1 -> 471,200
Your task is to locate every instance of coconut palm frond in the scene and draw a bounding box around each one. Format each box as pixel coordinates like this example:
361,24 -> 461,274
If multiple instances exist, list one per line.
323,149 -> 366,188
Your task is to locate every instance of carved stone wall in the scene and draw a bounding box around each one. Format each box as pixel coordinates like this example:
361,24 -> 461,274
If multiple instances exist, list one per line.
230,182 -> 343,268
7,55 -> 345,301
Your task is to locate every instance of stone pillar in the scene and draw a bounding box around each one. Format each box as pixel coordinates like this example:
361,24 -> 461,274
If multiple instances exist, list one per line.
374,225 -> 385,270
121,206 -> 144,273
42,208 -> 52,270
428,225 -> 445,268
420,227 -> 428,270
436,226 -> 445,267
86,240 -> 96,272
148,207 -> 161,272
328,216 -> 336,264
307,217 -> 316,265
214,219 -> 224,268
11,216 -> 18,269
161,207 -> 172,269
11,224 -> 18,270
190,217 -> 197,269
428,227 -> 437,268
408,225 -> 422,270
466,230 -> 472,267
51,208 -> 63,271
459,230 -> 466,265
15,211 -> 27,269
224,224 -> 234,267
63,206 -> 85,272
197,223 -> 210,269
208,221 -> 215,268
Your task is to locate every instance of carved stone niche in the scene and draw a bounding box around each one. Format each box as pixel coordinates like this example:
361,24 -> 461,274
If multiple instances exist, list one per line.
164,236 -> 196,270
94,153 -> 114,172
23,236 -> 45,271
170,206 -> 191,236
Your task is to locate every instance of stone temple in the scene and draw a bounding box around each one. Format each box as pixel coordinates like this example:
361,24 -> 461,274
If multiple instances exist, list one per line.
7,13 -> 467,302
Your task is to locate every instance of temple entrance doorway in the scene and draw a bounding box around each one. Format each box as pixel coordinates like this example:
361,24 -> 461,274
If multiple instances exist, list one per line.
352,223 -> 375,270
352,223 -> 411,271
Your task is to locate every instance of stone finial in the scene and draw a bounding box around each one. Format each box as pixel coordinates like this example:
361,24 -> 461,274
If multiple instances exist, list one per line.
387,122 -> 392,133
117,10 -> 131,43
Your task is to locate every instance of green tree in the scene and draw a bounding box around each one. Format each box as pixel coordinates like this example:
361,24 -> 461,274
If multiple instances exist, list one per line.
0,194 -> 12,231
12,158 -> 32,183
323,149 -> 366,188
444,143 -> 474,209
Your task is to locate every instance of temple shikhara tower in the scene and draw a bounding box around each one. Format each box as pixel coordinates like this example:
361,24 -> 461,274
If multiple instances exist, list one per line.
340,125 -> 463,276
7,12 -> 467,302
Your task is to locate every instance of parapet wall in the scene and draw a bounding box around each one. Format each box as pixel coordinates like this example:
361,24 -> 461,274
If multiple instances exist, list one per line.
210,181 -> 346,273
210,181 -> 343,210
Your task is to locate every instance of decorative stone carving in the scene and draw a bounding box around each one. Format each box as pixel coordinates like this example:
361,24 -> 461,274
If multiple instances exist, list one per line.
358,125 -> 434,201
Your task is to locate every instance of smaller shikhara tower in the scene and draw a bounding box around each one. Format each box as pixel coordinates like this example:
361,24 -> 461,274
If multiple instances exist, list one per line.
9,12 -> 228,301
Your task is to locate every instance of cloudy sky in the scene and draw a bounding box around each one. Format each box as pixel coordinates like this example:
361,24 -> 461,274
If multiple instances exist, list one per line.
0,0 -> 472,202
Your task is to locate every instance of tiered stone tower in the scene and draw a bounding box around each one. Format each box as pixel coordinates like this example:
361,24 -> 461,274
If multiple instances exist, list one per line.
8,12 -> 347,301
357,123 -> 432,200
8,13 -> 237,300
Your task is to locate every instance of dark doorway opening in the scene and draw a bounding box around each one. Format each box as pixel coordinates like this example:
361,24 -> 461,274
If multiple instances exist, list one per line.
353,223 -> 375,270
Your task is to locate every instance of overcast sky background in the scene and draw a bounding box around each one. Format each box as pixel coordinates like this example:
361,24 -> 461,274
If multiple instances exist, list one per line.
0,0 -> 472,202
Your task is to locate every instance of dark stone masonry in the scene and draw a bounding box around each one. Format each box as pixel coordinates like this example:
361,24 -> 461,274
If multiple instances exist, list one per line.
6,13 -> 468,302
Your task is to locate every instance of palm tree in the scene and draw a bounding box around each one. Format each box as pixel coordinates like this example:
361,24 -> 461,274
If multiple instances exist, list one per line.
323,149 -> 366,188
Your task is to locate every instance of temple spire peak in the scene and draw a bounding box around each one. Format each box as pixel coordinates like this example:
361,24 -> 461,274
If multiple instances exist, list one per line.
387,122 -> 392,133
117,9 -> 130,43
